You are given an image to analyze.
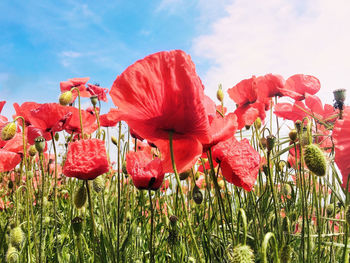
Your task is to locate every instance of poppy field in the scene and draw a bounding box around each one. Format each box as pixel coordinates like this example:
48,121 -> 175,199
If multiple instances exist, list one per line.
0,49 -> 349,262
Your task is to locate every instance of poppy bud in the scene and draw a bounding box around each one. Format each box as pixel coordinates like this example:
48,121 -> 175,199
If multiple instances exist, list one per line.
217,84 -> 224,103
169,215 -> 178,225
326,204 -> 334,216
260,137 -> 267,149
192,185 -> 203,204
122,161 -> 128,174
27,171 -> 34,180
266,135 -> 276,152
295,120 -> 302,133
255,117 -> 262,129
93,176 -> 104,193
54,132 -> 59,141
34,136 -> 45,153
333,89 -> 346,103
179,170 -> 191,180
10,226 -> 24,249
111,136 -> 118,146
28,145 -> 37,157
289,129 -> 298,142
245,125 -> 251,130
304,144 -> 327,177
72,216 -> 83,236
90,95 -> 98,107
218,179 -> 225,189
59,91 -> 73,106
6,246 -> 19,263
227,244 -> 254,263
74,185 -> 87,209
8,180 -> 14,189
282,184 -> 292,197
279,244 -> 292,263
346,206 -> 350,225
1,122 -> 16,141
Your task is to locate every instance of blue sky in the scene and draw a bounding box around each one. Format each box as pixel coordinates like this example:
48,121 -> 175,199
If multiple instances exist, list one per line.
1,0 -> 350,118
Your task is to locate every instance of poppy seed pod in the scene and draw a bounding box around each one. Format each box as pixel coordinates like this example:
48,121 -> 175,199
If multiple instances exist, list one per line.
34,136 -> 46,153
59,91 -> 73,106
266,135 -> 276,152
260,137 -> 267,149
217,85 -> 224,103
227,244 -> 254,263
304,144 -> 327,177
90,95 -> 98,107
10,226 -> 24,249
1,122 -> 16,141
74,185 -> 87,209
93,176 -> 104,193
72,216 -> 83,236
28,145 -> 37,157
6,246 -> 19,263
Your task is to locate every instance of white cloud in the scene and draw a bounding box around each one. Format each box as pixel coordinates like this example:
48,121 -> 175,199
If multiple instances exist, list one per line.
60,51 -> 82,58
193,0 -> 350,106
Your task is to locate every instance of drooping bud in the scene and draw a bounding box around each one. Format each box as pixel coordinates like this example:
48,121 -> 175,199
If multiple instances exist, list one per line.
72,216 -> 83,236
6,246 -> 19,263
304,144 -> 327,177
192,185 -> 203,205
10,226 -> 24,249
111,136 -> 118,146
217,84 -> 224,103
28,145 -> 37,157
326,204 -> 334,216
179,170 -> 192,180
1,122 -> 16,141
59,91 -> 73,106
74,185 -> 87,209
266,135 -> 276,152
93,176 -> 104,193
227,244 -> 254,263
34,136 -> 45,153
289,129 -> 298,142
90,95 -> 98,107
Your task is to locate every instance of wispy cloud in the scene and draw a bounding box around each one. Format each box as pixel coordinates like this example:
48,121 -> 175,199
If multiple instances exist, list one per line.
193,0 -> 350,105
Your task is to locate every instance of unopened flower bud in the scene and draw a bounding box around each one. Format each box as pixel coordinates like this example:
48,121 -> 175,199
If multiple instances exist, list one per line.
289,129 -> 298,142
10,226 -> 24,249
266,135 -> 276,152
169,215 -> 178,225
260,137 -> 267,149
111,136 -> 118,146
59,91 -> 73,106
227,244 -> 254,263
255,117 -> 262,129
282,184 -> 292,197
295,120 -> 302,133
54,132 -> 59,141
74,185 -> 87,209
333,89 -> 346,103
90,95 -> 98,107
304,144 -> 327,177
6,246 -> 19,263
217,84 -> 224,103
218,180 -> 225,189
192,185 -> 203,205
34,136 -> 45,153
72,216 -> 83,236
28,145 -> 37,157
326,204 -> 334,216
93,176 -> 104,193
1,122 -> 16,141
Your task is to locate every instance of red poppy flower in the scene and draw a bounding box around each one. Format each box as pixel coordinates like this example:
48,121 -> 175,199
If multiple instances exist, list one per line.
126,151 -> 164,190
274,101 -> 308,122
64,106 -> 97,135
86,84 -> 109,102
211,137 -> 261,191
110,50 -> 211,173
60,77 -> 91,101
281,74 -> 320,101
333,107 -> 350,189
0,101 -> 5,113
258,74 -> 285,98
28,103 -> 73,135
26,125 -> 51,145
13,102 -> 41,126
0,149 -> 21,172
99,108 -> 121,127
63,139 -> 109,180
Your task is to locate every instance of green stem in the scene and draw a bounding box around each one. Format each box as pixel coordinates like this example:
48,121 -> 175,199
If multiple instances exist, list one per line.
70,87 -> 84,138
85,180 -> 97,258
148,189 -> 155,263
51,132 -> 59,259
261,232 -> 280,263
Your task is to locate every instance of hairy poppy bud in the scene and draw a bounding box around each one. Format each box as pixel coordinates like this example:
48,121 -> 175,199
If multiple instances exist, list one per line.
34,136 -> 45,153
90,95 -> 98,107
54,132 -> 59,141
227,244 -> 254,263
266,135 -> 276,152
72,216 -> 83,236
10,226 -> 24,249
280,244 -> 292,263
217,84 -> 224,103
192,185 -> 203,205
179,170 -> 191,180
255,117 -> 262,129
304,144 -> 327,177
93,176 -> 104,193
59,91 -> 73,106
1,122 -> 16,141
111,136 -> 118,146
289,129 -> 298,142
218,179 -> 225,189
28,145 -> 37,157
326,204 -> 334,216
295,120 -> 302,133
169,215 -> 178,225
74,185 -> 87,209
6,246 -> 19,263
333,89 -> 346,103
